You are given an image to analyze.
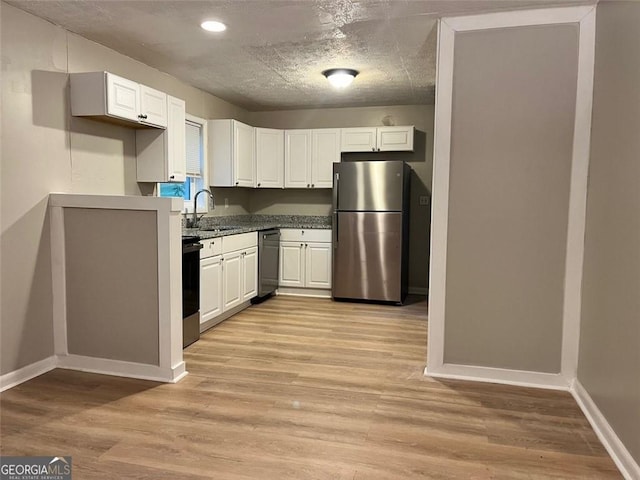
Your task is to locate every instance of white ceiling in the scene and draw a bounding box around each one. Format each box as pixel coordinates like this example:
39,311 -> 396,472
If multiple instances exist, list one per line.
8,0 -> 592,111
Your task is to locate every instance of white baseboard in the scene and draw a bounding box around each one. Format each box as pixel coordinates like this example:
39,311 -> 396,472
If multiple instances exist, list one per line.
425,363 -> 570,391
571,380 -> 640,480
56,355 -> 186,384
276,287 -> 331,298
0,356 -> 57,392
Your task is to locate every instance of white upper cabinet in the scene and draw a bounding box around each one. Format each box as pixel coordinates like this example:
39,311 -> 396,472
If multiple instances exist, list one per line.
105,74 -> 139,122
340,127 -> 377,152
255,127 -> 284,188
209,119 -> 256,187
311,128 -> 341,188
284,130 -> 312,188
139,85 -> 168,128
377,126 -> 414,152
71,72 -> 168,128
341,126 -> 414,152
135,95 -> 186,183
165,96 -> 186,182
285,129 -> 339,189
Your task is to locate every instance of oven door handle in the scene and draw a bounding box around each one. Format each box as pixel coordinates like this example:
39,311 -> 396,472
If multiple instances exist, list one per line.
183,243 -> 204,254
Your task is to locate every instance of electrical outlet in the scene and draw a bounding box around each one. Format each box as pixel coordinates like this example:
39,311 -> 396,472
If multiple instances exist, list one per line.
419,195 -> 430,206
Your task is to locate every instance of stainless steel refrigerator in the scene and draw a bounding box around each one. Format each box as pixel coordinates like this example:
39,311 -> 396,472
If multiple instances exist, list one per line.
332,160 -> 410,304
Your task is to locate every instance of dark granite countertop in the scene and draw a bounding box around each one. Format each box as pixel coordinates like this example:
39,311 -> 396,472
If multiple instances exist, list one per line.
183,214 -> 332,240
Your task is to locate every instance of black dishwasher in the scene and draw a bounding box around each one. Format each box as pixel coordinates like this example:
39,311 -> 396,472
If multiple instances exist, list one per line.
182,236 -> 202,348
256,229 -> 280,300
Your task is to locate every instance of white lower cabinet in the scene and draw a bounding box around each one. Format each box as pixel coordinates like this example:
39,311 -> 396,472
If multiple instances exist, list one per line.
242,247 -> 258,301
200,255 -> 223,323
222,250 -> 243,311
305,242 -> 332,289
200,232 -> 258,330
279,229 -> 332,295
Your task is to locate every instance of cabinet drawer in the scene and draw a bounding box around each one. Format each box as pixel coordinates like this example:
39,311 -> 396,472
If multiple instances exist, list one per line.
222,232 -> 258,254
200,238 -> 222,259
280,228 -> 332,243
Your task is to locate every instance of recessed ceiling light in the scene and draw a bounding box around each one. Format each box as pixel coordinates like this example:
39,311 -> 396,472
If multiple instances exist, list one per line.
322,68 -> 359,88
201,20 -> 226,32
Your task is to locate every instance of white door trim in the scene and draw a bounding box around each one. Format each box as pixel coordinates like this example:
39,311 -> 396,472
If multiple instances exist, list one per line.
427,6 -> 596,388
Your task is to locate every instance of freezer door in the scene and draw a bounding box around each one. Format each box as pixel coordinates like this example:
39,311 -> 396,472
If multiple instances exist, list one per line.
332,211 -> 402,302
334,161 -> 404,212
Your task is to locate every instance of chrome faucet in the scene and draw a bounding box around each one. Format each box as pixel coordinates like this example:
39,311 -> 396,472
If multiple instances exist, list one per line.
188,189 -> 215,228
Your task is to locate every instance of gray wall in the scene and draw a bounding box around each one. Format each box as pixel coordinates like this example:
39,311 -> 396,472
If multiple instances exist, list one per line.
443,25 -> 579,372
577,0 -> 640,464
0,2 -> 249,375
247,105 -> 434,292
64,209 -> 159,365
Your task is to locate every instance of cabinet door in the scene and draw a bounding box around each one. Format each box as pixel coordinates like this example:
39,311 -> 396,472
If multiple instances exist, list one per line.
377,126 -> 414,152
340,127 -> 377,152
166,96 -> 186,182
106,73 -> 140,122
305,242 -> 332,289
233,121 -> 255,187
256,128 -> 284,188
242,246 -> 258,301
279,242 -> 305,287
222,250 -> 243,311
200,256 -> 223,323
311,128 -> 341,188
139,85 -> 168,128
284,130 -> 312,188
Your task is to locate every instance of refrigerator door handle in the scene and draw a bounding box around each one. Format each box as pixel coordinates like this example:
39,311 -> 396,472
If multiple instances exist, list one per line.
333,171 -> 339,246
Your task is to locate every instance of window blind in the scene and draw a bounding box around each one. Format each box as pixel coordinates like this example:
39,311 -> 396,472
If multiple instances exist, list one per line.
185,121 -> 202,176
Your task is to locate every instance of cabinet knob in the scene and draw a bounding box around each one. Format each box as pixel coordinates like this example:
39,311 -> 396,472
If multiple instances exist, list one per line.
257,183 -> 261,187
372,147 -> 375,152
169,175 -> 175,179
377,148 -> 381,152
307,184 -> 310,188
311,184 -> 314,188
300,243 -> 303,247
235,181 -> 239,185
305,243 -> 308,247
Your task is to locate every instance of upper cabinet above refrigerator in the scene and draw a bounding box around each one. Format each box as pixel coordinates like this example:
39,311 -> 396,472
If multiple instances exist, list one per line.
340,126 -> 414,152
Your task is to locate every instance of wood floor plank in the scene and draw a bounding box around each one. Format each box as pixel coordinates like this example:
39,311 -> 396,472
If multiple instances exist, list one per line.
0,295 -> 621,478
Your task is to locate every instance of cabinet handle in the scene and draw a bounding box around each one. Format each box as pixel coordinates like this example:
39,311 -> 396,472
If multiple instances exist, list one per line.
169,175 -> 175,179
138,114 -> 148,120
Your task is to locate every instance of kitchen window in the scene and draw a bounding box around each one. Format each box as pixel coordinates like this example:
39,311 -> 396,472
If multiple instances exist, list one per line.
158,114 -> 208,213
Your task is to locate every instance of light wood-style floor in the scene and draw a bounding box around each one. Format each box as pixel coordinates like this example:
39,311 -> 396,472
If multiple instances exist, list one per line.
1,296 -> 620,479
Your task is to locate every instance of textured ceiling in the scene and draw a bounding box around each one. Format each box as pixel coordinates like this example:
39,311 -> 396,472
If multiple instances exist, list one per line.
7,0 -> 592,111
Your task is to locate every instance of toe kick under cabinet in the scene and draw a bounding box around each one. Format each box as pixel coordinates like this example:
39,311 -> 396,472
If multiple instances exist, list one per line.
200,232 -> 258,331
278,229 -> 332,298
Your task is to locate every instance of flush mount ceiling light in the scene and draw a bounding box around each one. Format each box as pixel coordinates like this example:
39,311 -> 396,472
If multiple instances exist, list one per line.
200,20 -> 227,32
322,68 -> 359,88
